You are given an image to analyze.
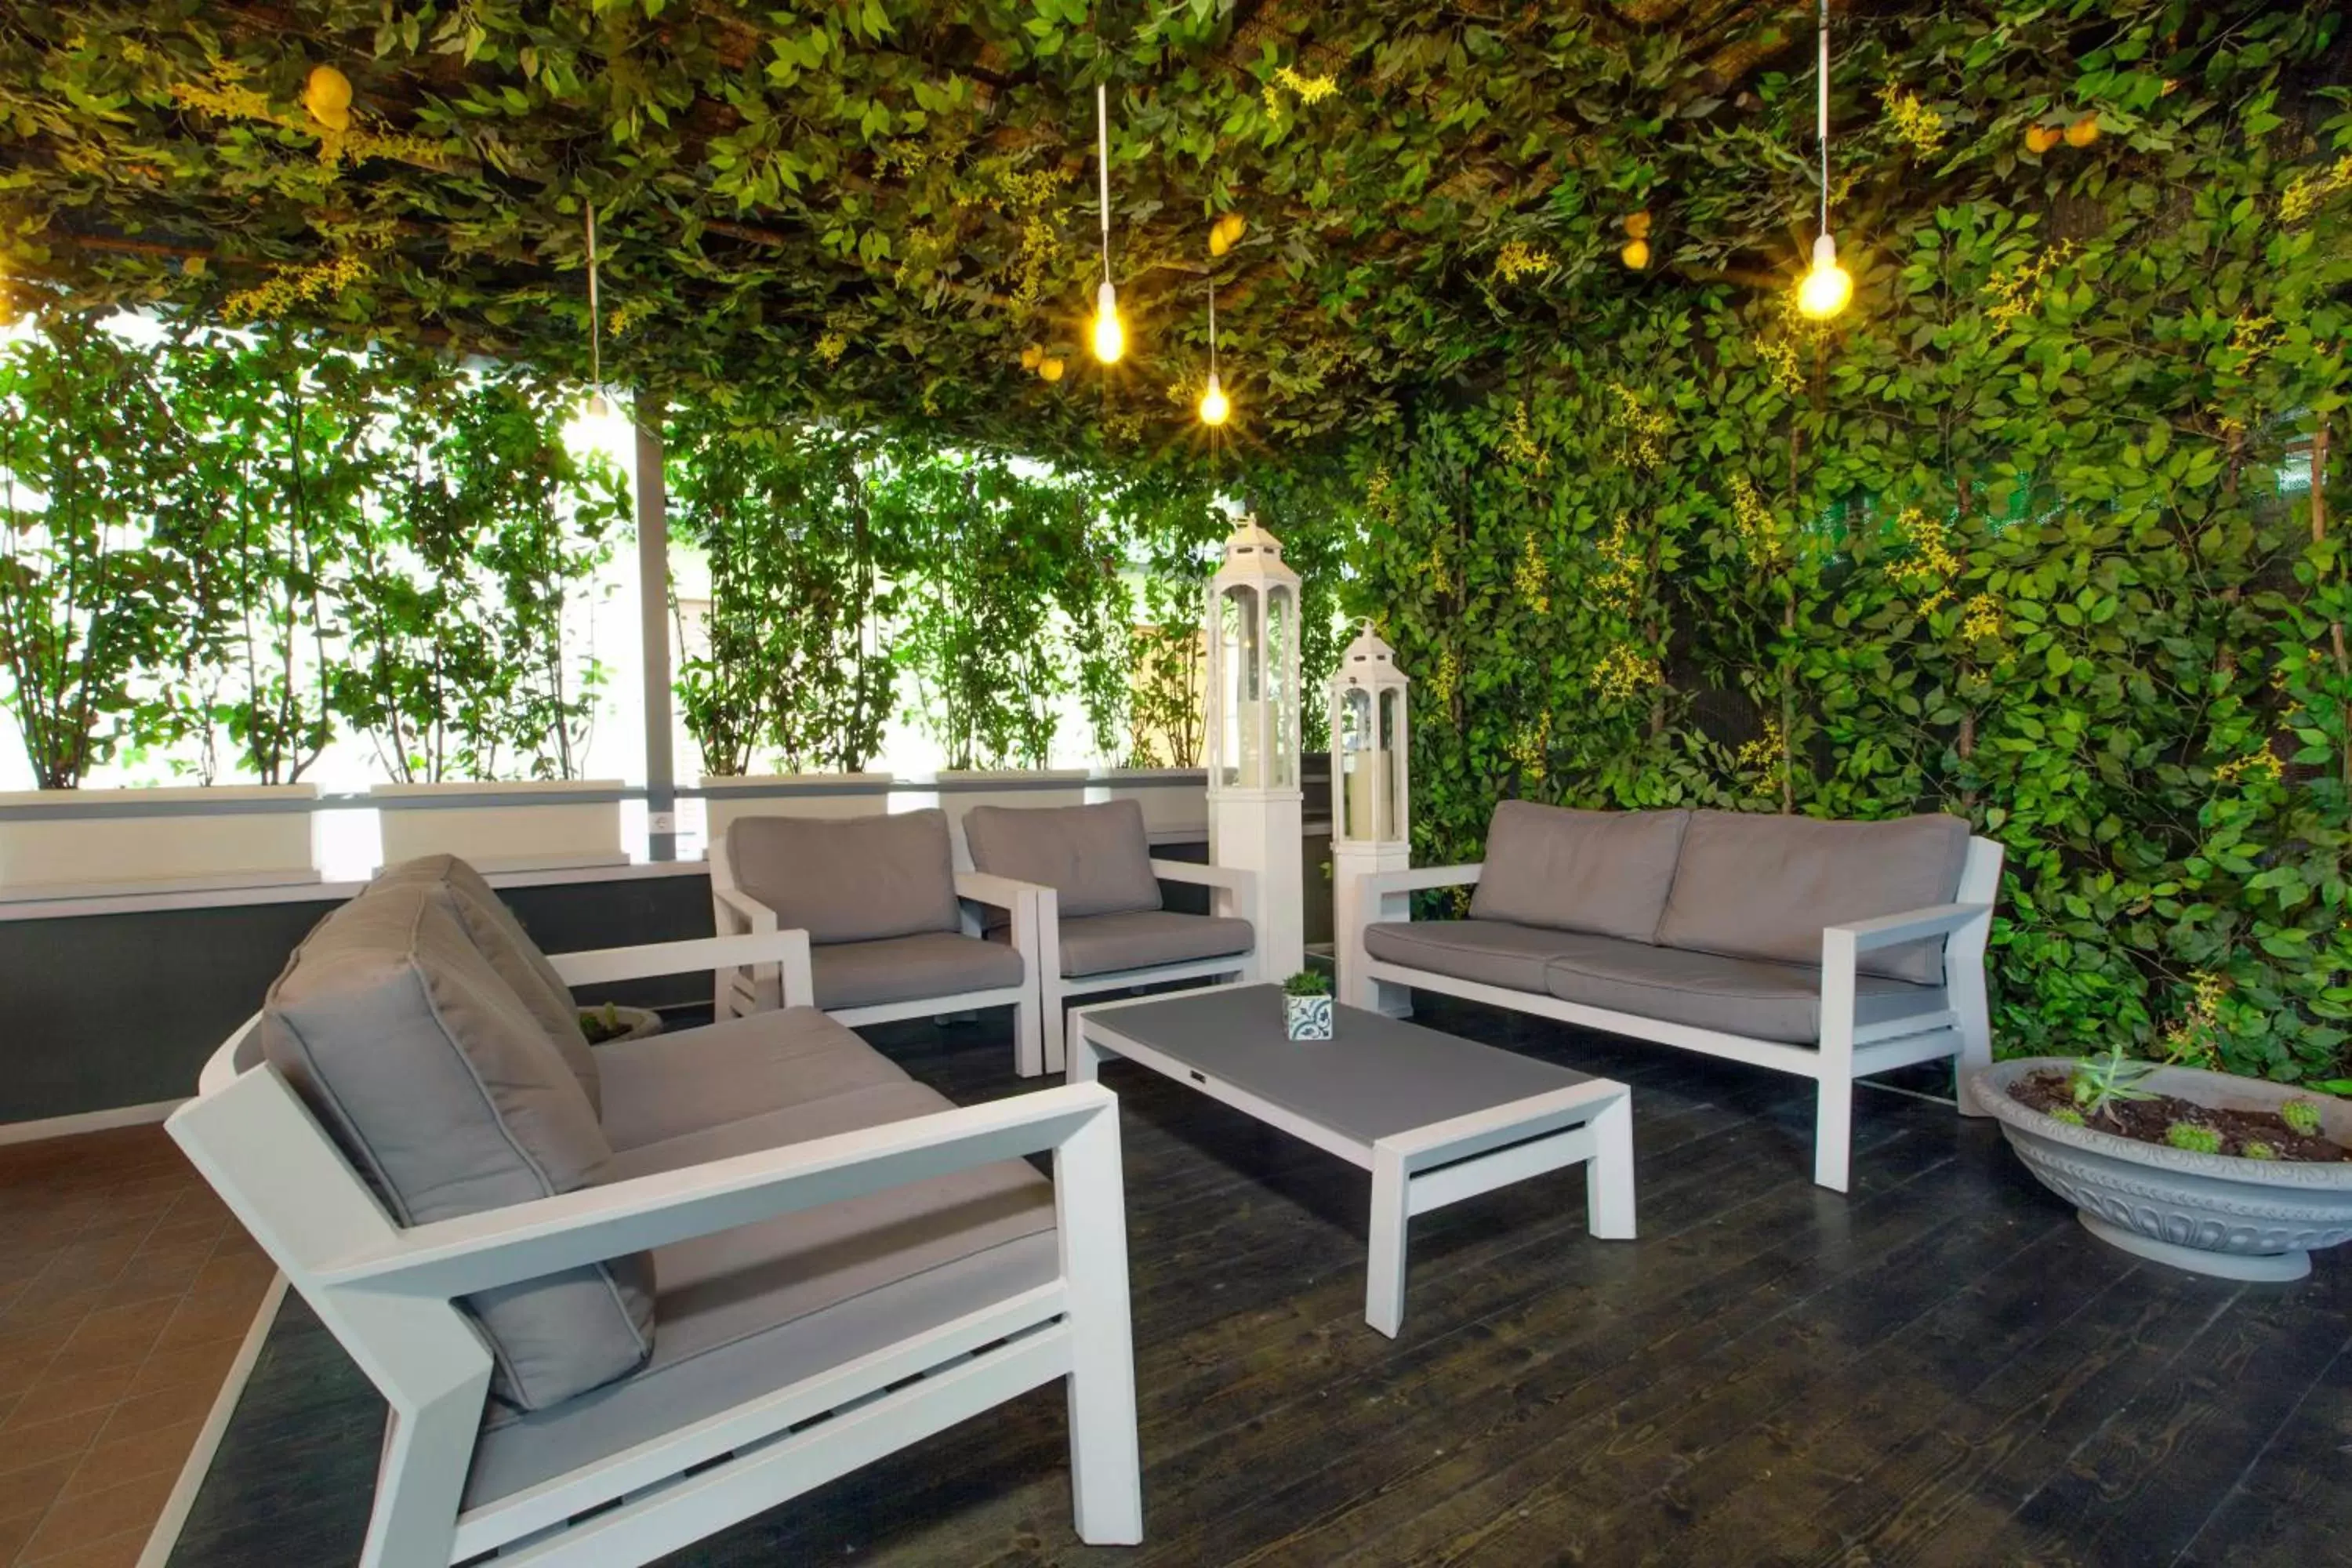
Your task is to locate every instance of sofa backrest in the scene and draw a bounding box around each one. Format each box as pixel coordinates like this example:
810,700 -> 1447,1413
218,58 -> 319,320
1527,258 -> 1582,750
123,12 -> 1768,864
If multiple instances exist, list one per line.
1468,802 -> 1691,943
260,879 -> 656,1411
1653,810 -> 1970,985
964,799 -> 1164,920
726,808 -> 962,946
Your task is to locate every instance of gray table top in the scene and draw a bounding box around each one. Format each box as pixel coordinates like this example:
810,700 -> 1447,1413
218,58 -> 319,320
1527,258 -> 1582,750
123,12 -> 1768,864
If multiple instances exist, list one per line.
1076,984 -> 1612,1146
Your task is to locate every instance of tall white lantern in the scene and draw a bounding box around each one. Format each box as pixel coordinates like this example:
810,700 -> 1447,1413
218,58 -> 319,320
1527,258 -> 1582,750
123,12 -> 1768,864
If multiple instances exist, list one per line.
1329,624 -> 1413,1013
1205,515 -> 1305,981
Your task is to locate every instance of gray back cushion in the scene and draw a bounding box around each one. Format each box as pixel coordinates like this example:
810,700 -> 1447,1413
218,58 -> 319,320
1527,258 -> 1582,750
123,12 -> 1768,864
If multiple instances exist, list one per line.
964,800 -> 1163,920
371,855 -> 598,1113
1654,811 -> 1971,985
1468,802 -> 1691,942
727,809 -> 960,946
261,884 -> 655,1411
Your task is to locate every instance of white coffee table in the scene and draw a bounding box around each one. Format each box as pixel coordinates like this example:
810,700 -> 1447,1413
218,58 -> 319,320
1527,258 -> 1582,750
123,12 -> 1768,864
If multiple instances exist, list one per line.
1069,983 -> 1635,1336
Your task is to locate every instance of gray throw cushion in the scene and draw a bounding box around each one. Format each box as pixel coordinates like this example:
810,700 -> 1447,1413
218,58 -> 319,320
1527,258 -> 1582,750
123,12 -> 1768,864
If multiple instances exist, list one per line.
811,931 -> 1025,1010
1054,909 -> 1253,978
964,800 -> 1163,920
261,884 -> 654,1411
370,855 -> 599,1113
1540,935 -> 1947,1044
1361,919 -> 1595,995
727,809 -> 961,946
1468,803 -> 1692,942
1653,811 -> 1970,985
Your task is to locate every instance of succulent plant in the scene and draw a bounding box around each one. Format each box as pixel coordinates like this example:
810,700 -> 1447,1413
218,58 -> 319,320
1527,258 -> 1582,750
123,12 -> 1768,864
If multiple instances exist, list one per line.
2047,1105 -> 2086,1127
2067,1047 -> 2161,1122
1282,967 -> 1332,998
2243,1141 -> 2280,1161
2280,1098 -> 2325,1138
2165,1123 -> 2223,1155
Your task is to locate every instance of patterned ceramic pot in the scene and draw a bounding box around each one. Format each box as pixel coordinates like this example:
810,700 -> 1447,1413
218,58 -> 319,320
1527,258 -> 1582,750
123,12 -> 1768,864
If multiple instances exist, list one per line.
1971,1058 -> 2352,1281
1284,993 -> 1334,1041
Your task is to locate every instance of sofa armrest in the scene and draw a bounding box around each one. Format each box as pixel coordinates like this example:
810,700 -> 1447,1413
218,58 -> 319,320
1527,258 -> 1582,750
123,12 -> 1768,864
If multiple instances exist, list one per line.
315,1083 -> 1123,1299
1359,862 -> 1485,898
711,884 -> 776,934
1823,902 -> 1992,956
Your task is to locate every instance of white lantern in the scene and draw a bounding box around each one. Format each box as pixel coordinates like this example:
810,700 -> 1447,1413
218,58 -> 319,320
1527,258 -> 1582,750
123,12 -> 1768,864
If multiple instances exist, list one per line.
1329,624 -> 1414,1014
1204,515 -> 1305,980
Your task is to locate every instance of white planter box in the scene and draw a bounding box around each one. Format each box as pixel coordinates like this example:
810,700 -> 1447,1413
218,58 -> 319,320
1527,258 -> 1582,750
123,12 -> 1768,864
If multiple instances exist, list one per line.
698,773 -> 895,851
936,769 -> 1091,870
1093,768 -> 1210,843
0,784 -> 323,901
372,780 -> 627,875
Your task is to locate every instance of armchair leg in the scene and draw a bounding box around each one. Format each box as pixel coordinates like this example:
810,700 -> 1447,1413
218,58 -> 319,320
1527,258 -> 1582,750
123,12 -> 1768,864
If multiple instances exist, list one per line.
1042,988 -> 1069,1077
1813,1073 -> 1853,1193
1953,984 -> 1994,1117
1015,990 -> 1044,1080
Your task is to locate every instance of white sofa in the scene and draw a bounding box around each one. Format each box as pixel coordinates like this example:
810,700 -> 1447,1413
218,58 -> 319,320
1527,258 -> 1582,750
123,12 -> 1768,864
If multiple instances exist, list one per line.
1342,803 -> 2003,1192
168,855 -> 1142,1568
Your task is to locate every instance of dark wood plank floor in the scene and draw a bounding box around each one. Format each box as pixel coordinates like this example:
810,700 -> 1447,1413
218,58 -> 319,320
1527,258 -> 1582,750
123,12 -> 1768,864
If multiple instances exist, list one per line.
167,998 -> 2352,1568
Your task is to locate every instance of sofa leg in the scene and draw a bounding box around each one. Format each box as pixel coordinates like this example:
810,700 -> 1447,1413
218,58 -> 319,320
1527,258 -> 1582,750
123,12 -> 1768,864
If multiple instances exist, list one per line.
358,1388 -> 474,1568
1060,1107 -> 1142,1544
1813,1075 -> 1853,1193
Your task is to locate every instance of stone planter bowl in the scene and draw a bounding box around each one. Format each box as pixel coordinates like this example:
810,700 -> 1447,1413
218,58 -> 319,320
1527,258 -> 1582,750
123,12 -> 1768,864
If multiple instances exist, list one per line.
1970,1058 -> 2352,1281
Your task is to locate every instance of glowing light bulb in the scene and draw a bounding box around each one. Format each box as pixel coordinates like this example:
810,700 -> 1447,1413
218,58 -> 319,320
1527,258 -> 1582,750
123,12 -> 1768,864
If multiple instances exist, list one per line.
1199,372 -> 1229,427
583,390 -> 612,419
1091,279 -> 1125,364
1797,233 -> 1853,320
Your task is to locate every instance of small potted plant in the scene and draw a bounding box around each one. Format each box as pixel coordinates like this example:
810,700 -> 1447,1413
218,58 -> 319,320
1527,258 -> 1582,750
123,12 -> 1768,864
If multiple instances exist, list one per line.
1282,968 -> 1334,1041
579,1002 -> 663,1046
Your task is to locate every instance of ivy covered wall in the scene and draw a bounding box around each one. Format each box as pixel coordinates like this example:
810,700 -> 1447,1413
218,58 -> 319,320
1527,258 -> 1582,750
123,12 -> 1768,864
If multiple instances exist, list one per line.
1349,28 -> 2352,1083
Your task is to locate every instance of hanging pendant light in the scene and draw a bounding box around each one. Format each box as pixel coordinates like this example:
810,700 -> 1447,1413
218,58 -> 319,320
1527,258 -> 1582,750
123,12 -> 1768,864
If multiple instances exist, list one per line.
583,204 -> 612,417
1796,0 -> 1854,321
1199,274 -> 1230,426
1090,82 -> 1127,364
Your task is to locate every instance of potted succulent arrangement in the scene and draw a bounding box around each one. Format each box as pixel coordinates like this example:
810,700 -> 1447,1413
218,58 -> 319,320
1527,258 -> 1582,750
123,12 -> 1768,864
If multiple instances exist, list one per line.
1972,1047 -> 2352,1281
1282,968 -> 1334,1041
579,1002 -> 663,1046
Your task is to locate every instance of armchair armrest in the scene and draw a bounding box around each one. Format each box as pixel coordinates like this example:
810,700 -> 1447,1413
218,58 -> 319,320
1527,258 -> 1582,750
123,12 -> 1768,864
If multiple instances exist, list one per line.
956,870 -> 1044,913
1359,862 -> 1484,898
1149,859 -> 1257,899
1824,902 -> 1992,956
319,1083 -> 1120,1299
549,929 -> 813,990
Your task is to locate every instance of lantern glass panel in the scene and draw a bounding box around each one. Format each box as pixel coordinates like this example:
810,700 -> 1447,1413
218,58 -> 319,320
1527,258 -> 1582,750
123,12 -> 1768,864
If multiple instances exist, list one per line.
1339,687 -> 1373,840
1219,584 -> 1261,788
1377,688 -> 1403,841
1267,586 -> 1296,788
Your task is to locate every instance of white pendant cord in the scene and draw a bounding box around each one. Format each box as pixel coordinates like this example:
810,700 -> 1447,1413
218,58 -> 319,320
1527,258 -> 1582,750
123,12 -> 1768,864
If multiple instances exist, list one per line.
1817,0 -> 1831,238
1097,81 -> 1113,286
1207,278 -> 1218,378
585,204 -> 603,393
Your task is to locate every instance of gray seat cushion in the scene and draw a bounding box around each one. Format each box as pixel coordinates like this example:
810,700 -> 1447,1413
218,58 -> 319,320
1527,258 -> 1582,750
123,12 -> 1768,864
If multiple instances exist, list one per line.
811,931 -> 1025,1010
596,1007 -> 913,1153
964,799 -> 1163,921
1542,935 -> 1947,1044
1056,909 -> 1254,978
1654,811 -> 1970,985
370,854 -> 600,1113
262,882 -> 654,1411
727,810 -> 960,946
1361,919 -> 1596,995
466,1078 -> 1057,1509
1468,803 -> 1691,942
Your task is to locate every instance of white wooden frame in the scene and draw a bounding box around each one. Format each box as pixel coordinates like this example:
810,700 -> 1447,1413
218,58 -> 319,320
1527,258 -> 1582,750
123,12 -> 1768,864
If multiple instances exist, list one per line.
1346,837 -> 2005,1194
709,838 -> 1044,1077
1024,859 -> 1261,1078
1070,987 -> 1633,1337
167,927 -> 1142,1568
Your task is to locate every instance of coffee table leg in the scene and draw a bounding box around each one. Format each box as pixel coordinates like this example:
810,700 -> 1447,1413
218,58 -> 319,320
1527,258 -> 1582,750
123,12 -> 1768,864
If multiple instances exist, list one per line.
1365,1145 -> 1410,1338
1587,1093 -> 1636,1240
1068,1021 -> 1102,1084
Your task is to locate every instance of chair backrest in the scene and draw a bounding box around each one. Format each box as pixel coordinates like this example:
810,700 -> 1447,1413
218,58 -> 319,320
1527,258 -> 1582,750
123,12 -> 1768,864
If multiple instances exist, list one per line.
964,799 -> 1164,921
721,808 -> 963,946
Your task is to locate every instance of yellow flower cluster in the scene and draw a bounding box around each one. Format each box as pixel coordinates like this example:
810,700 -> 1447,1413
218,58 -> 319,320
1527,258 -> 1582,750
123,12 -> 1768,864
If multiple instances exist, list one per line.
1755,327 -> 1805,398
223,252 -> 369,321
1428,647 -> 1461,709
1727,474 -> 1785,564
608,297 -> 655,338
1984,241 -> 2076,332
2214,748 -> 2285,786
1501,401 -> 1548,474
1593,643 -> 1658,702
1593,514 -> 1642,612
1960,593 -> 2004,645
169,76 -> 274,122
1262,64 -> 1338,115
1514,531 -> 1550,614
2161,971 -> 2230,1069
2227,310 -> 2279,361
1735,718 -> 1787,794
172,69 -> 454,172
1878,84 -> 1944,157
1492,241 -> 1554,285
993,166 -> 1066,311
2281,156 -> 2352,224
1506,711 -> 1552,779
814,331 -> 849,367
1606,383 -> 1669,470
1894,507 -> 1963,615
1365,466 -> 1399,528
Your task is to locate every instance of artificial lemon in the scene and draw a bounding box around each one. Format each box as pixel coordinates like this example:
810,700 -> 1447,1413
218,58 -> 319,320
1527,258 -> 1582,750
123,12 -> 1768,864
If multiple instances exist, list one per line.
1020,343 -> 1042,371
2064,114 -> 2100,148
1209,225 -> 1231,258
2024,124 -> 2060,154
1039,357 -> 1065,383
1624,210 -> 1652,240
1218,212 -> 1246,244
305,64 -> 353,132
1621,238 -> 1650,271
